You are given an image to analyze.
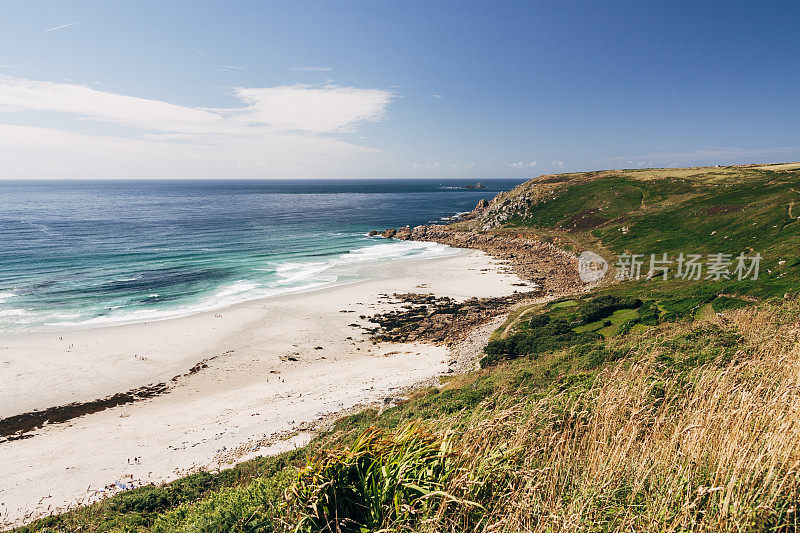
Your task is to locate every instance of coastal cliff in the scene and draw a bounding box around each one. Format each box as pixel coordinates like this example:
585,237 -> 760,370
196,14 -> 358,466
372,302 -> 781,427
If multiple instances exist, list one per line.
17,163 -> 800,533
405,224 -> 582,294
373,186 -> 584,295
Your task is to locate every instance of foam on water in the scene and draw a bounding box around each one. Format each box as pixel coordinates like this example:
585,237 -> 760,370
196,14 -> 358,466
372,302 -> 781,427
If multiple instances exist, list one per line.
0,309 -> 31,318
0,178 -> 525,333
33,240 -> 457,330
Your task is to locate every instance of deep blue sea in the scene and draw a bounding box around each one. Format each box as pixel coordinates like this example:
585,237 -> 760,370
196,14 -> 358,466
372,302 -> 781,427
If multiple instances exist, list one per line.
0,179 -> 524,333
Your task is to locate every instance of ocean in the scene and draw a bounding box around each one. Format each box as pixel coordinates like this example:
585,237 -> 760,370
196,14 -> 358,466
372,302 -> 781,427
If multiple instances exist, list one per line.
0,179 -> 524,333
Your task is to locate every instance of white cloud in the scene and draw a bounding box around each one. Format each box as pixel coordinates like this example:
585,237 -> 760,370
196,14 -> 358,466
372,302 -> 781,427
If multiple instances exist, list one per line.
0,76 -> 395,178
550,161 -> 565,168
510,161 -> 536,168
0,76 -> 223,132
0,123 -> 381,179
430,94 -> 442,99
289,66 -> 333,72
0,76 -> 393,134
44,19 -> 89,32
233,84 -> 393,133
215,65 -> 247,71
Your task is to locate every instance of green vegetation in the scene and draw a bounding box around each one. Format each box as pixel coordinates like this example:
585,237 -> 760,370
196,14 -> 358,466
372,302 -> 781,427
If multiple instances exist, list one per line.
20,298 -> 800,532
15,164 -> 800,532
152,471 -> 293,532
501,165 -> 800,302
286,423 -> 495,533
482,294 -> 671,368
13,453 -> 301,533
480,314 -> 598,368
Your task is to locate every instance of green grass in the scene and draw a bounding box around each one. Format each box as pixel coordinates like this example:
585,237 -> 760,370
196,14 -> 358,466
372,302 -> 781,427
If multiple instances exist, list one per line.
502,167 -> 800,301
286,423 -> 473,533
711,295 -> 753,312
14,164 -> 800,532
13,452 -> 303,532
597,307 -> 639,337
573,320 -> 604,333
151,469 -> 295,532
16,298 -> 797,532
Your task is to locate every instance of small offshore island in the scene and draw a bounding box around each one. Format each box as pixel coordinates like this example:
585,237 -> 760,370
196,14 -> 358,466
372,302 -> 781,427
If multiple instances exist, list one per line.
5,162 -> 800,531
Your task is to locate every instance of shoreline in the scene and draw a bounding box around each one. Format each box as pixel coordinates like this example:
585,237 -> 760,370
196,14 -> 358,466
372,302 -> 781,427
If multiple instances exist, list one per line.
0,247 -> 471,419
0,240 -> 459,336
0,247 -> 533,528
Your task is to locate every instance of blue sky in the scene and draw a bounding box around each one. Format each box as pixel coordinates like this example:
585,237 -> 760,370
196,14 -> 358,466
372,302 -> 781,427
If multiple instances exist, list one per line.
1,0 -> 799,179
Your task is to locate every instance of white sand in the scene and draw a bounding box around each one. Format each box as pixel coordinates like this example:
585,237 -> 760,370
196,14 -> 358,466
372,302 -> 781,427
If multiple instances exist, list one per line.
0,249 -> 525,527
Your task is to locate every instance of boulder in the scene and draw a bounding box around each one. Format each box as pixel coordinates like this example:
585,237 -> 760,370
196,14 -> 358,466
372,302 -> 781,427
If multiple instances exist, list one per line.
474,198 -> 490,212
410,225 -> 428,239
396,225 -> 412,240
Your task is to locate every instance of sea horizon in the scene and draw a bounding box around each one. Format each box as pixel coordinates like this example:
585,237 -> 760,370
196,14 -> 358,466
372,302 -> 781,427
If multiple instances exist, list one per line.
0,178 -> 525,333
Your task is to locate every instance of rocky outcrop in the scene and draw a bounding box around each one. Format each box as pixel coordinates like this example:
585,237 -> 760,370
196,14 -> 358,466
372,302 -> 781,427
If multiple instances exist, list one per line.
407,225 -> 582,295
373,199 -> 493,238
372,226 -> 412,240
363,292 -> 535,346
370,188 -> 582,295
466,172 -> 603,230
453,198 -> 492,222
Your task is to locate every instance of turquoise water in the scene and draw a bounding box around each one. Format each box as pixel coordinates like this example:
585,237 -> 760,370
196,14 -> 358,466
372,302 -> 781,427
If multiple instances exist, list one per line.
0,179 -> 523,332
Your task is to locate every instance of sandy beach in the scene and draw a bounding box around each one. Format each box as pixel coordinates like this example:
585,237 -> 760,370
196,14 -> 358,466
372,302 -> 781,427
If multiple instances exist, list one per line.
0,248 -> 526,527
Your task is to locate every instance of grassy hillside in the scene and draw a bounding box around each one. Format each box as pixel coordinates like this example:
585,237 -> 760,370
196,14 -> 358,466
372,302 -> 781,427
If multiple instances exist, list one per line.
14,164 -> 800,532
480,163 -> 800,283
470,163 -> 800,325
18,297 -> 800,532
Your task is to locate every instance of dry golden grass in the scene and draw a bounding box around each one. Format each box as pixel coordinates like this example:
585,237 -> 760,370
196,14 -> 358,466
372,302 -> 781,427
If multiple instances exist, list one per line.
413,299 -> 800,532
56,297 -> 798,532
754,163 -> 800,171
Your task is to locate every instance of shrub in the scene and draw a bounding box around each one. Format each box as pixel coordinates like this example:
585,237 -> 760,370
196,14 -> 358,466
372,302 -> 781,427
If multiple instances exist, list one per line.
481,317 -> 599,367
107,471 -> 215,515
152,469 -> 294,533
578,295 -> 642,324
527,314 -> 551,328
286,423 -> 479,533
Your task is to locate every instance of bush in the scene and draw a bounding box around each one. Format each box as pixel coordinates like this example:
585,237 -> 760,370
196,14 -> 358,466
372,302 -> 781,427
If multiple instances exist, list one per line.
481,317 -> 599,367
578,295 -> 642,324
107,471 -> 215,515
636,300 -> 660,325
152,469 -> 294,532
527,314 -> 551,328
286,423 -> 469,533
712,295 -> 752,312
